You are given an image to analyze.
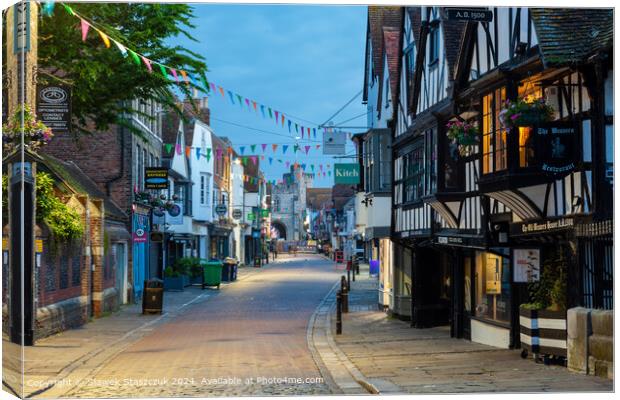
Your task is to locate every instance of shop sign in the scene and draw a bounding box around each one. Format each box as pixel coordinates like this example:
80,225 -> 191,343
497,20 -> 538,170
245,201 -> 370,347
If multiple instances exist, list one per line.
261,209 -> 270,218
144,168 -> 169,189
215,203 -> 227,216
511,217 -> 575,235
537,122 -> 577,175
35,239 -> 43,253
437,236 -> 463,245
232,209 -> 242,219
165,202 -> 183,225
37,84 -> 71,133
323,129 -> 346,155
446,8 -> 493,22
152,206 -> 165,225
513,249 -> 540,283
334,164 -> 360,184
133,213 -> 149,243
247,213 -> 255,221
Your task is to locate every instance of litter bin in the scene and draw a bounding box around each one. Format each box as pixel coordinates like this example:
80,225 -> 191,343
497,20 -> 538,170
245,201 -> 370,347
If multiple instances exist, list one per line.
223,257 -> 238,282
202,260 -> 223,289
142,278 -> 164,314
254,256 -> 262,268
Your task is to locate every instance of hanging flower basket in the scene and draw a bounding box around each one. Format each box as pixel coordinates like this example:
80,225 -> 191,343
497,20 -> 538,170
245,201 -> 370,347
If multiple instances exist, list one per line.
499,98 -> 554,131
446,120 -> 479,156
2,105 -> 53,154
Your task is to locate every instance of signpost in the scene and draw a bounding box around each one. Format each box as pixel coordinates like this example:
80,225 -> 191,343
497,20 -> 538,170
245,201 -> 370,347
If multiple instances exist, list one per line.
334,163 -> 360,184
232,209 -> 242,219
37,84 -> 71,133
144,168 -> 169,189
446,8 -> 493,22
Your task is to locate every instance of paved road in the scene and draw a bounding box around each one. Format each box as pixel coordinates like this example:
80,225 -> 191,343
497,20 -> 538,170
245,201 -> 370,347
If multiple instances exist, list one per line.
58,255 -> 340,398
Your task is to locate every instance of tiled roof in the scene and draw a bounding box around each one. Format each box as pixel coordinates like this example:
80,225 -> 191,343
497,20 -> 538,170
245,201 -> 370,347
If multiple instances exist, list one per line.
331,184 -> 356,211
383,27 -> 402,108
38,153 -> 128,221
368,6 -> 403,80
530,8 -> 613,67
307,188 -> 332,209
440,8 -> 466,79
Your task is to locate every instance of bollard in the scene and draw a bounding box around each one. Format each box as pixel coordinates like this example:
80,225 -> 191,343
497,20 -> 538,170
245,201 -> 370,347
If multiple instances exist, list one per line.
336,291 -> 342,334
342,288 -> 349,313
346,269 -> 351,289
352,266 -> 356,282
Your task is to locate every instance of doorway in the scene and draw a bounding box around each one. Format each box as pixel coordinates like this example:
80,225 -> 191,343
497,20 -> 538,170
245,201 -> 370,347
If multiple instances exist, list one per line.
114,242 -> 128,304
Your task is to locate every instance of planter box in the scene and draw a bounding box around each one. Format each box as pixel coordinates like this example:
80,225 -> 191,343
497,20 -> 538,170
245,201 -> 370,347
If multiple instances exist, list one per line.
189,275 -> 203,286
182,275 -> 190,287
164,276 -> 185,292
519,306 -> 567,359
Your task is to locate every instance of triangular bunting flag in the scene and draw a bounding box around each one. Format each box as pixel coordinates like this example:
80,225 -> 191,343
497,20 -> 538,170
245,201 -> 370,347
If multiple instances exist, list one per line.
171,68 -> 179,83
313,128 -> 317,138
288,120 -> 292,132
285,161 -> 290,168
228,91 -> 235,104
140,56 -> 152,73
176,144 -> 182,155
261,144 -> 267,152
195,148 -> 201,160
113,40 -> 127,57
165,144 -> 173,154
128,49 -> 141,66
185,146 -> 191,158
80,19 -> 90,41
260,105 -> 265,118
236,94 -> 243,107
268,157 -> 273,165
304,145 -> 311,155
268,108 -> 273,118
252,101 -> 257,111
274,111 -> 279,123
240,146 -> 245,155
250,144 -> 256,153
282,145 -> 288,154
316,144 -> 321,149
218,86 -> 225,97
272,144 -> 278,152
98,29 -> 111,48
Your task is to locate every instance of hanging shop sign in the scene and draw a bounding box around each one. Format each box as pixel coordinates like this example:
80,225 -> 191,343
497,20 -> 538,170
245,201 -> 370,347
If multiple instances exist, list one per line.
536,122 -> 577,175
152,206 -> 165,225
165,202 -> 183,225
247,213 -> 256,221
261,209 -> 270,218
215,203 -> 228,216
232,209 -> 242,219
323,129 -> 346,155
334,163 -> 360,184
513,249 -> 540,283
446,8 -> 493,22
37,84 -> 71,133
132,213 -> 149,243
144,167 -> 169,189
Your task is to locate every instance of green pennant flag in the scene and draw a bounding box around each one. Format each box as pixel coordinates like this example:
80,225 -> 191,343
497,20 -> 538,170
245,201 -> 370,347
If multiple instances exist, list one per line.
294,144 -> 299,153
250,144 -> 256,153
268,108 -> 273,118
310,164 -> 315,171
206,148 -> 212,161
277,159 -> 283,163
236,94 -> 243,107
242,157 -> 248,166
128,49 -> 141,66
159,64 -> 168,78
165,143 -> 173,154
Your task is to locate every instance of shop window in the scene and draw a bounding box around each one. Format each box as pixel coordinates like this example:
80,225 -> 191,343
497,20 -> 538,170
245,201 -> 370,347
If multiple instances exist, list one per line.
402,129 -> 436,203
482,88 -> 507,174
475,251 -> 511,324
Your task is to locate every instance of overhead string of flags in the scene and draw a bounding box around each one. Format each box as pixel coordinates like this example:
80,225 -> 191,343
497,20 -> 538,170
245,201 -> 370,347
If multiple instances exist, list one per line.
43,2 -> 355,141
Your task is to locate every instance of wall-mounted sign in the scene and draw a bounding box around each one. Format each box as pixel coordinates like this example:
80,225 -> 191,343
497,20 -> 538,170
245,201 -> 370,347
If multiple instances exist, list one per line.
334,164 -> 360,184
513,249 -> 540,283
536,122 -> 577,175
232,209 -> 242,219
35,239 -> 43,253
144,168 -> 169,189
133,213 -> 150,243
215,203 -> 228,216
37,84 -> 71,133
511,217 -> 575,236
165,202 -> 183,225
446,8 -> 493,22
247,213 -> 255,221
485,255 -> 502,295
323,129 -> 346,155
261,209 -> 270,218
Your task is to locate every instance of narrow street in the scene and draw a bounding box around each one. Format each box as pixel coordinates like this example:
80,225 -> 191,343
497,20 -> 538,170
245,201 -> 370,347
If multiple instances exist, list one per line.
38,255 -> 339,398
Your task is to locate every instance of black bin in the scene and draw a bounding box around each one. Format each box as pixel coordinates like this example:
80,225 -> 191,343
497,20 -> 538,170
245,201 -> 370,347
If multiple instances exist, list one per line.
222,258 -> 238,281
142,278 -> 164,314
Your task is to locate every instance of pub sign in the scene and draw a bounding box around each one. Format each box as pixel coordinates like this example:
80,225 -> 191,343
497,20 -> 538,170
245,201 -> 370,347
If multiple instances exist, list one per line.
145,168 -> 169,189
536,122 -> 577,175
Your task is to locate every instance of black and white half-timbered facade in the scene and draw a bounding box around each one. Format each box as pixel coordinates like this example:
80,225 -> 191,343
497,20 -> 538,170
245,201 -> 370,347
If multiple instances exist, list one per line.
390,6 -> 613,348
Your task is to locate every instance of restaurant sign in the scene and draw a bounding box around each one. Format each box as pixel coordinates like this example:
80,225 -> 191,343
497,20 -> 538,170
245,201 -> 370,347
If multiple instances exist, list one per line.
536,122 -> 577,175
145,168 -> 169,189
334,163 -> 360,184
511,217 -> 575,236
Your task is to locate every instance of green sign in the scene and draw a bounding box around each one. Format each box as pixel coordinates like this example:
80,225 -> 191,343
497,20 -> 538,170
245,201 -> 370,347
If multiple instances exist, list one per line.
247,213 -> 255,221
334,163 -> 360,184
261,209 -> 270,218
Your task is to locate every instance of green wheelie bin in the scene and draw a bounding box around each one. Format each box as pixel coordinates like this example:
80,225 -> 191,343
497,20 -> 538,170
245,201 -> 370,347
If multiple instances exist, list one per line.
201,260 -> 223,289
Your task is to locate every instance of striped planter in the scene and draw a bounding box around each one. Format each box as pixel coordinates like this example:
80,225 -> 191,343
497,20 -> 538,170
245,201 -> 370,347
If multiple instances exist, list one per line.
519,306 -> 567,359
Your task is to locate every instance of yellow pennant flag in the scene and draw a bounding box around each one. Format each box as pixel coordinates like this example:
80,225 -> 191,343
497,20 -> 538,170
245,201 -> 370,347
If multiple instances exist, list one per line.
98,29 -> 111,48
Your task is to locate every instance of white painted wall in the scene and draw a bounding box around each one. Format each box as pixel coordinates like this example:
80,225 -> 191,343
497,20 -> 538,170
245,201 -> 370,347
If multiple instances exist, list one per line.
189,121 -> 215,224
471,319 -> 511,349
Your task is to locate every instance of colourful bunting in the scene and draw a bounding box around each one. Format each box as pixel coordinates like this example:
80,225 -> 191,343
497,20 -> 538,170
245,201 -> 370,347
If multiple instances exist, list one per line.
240,146 -> 245,155
272,144 -> 278,152
165,144 -> 173,154
98,29 -> 111,48
245,98 -> 250,108
127,49 -> 141,66
236,94 -> 243,107
268,157 -> 273,165
80,18 -> 90,41
261,144 -> 267,152
180,70 -> 189,84
285,161 -> 290,168
195,148 -> 201,160
288,120 -> 292,132
281,114 -> 285,126
42,1 -> 55,16
274,111 -> 279,123
227,91 -> 235,104
282,145 -> 288,154
170,68 -> 179,83
250,144 -> 256,153
140,55 -> 152,73
260,105 -> 265,118
268,108 -> 273,118
185,146 -> 191,158
113,40 -> 127,57
206,148 -> 212,161
252,101 -> 257,111
304,145 -> 311,155
176,144 -> 182,155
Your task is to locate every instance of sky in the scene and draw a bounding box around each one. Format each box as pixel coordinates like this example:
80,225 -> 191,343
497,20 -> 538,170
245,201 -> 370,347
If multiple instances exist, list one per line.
174,4 -> 368,187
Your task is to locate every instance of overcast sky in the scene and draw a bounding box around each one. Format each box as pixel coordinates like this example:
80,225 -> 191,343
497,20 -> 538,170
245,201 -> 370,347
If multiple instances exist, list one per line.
175,3 -> 368,187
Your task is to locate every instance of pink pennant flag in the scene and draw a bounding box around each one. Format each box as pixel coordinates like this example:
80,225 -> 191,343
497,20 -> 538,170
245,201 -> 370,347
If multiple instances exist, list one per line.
140,56 -> 152,73
319,164 -> 323,171
251,156 -> 258,165
252,101 -> 257,111
261,144 -> 267,152
315,144 -> 321,149
260,155 -> 265,160
245,98 -> 250,108
170,68 -> 179,83
323,172 -> 326,177
301,126 -> 304,138
80,19 -> 90,41
175,144 -> 182,155
274,111 -> 279,122
216,147 -> 222,159
210,83 -> 217,92
285,161 -> 290,169
304,145 -> 311,155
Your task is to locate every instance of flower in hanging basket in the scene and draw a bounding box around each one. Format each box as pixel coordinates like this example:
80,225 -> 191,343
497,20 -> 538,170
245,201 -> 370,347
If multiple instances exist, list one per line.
2,105 -> 53,154
499,97 -> 554,130
446,120 -> 479,156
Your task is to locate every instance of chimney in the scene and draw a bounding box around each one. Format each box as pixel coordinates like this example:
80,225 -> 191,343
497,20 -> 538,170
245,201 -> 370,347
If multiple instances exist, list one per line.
184,96 -> 210,125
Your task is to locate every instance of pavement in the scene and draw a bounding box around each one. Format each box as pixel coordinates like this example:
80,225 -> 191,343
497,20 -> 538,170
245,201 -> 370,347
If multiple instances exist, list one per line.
314,264 -> 614,395
6,254 -> 341,398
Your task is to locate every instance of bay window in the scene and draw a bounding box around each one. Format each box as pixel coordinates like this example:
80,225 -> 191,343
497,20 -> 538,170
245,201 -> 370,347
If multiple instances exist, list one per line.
401,128 -> 437,203
482,87 -> 507,174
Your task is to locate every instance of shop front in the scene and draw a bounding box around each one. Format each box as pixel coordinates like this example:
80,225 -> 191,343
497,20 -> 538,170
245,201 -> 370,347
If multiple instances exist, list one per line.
209,224 -> 232,260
